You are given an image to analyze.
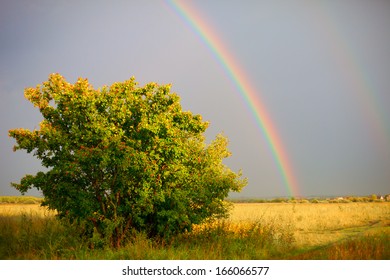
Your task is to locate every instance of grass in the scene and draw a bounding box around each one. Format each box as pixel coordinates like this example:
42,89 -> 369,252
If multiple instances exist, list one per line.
0,200 -> 389,259
229,202 -> 390,248
0,196 -> 43,204
290,231 -> 390,259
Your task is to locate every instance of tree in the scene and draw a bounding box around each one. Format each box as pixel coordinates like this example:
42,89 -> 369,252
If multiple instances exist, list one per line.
9,74 -> 247,247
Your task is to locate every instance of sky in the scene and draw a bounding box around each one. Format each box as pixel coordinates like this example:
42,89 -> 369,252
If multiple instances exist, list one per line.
0,0 -> 389,198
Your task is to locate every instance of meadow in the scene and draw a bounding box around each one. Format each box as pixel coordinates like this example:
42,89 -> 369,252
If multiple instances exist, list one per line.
0,198 -> 389,259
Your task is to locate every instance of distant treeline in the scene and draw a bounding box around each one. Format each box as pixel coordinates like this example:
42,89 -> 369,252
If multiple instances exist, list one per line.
1,195 -> 389,205
228,194 -> 390,204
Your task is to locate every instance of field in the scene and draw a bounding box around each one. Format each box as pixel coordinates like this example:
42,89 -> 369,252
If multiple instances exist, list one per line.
0,199 -> 389,259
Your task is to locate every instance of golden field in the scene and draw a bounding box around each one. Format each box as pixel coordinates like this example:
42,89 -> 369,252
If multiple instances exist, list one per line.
228,202 -> 390,248
0,204 -> 51,217
0,200 -> 389,259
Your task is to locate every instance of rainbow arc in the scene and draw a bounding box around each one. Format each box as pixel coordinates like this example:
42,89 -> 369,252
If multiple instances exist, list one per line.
166,0 -> 300,197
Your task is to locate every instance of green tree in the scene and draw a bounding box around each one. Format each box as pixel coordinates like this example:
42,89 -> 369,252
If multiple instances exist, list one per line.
9,74 -> 247,247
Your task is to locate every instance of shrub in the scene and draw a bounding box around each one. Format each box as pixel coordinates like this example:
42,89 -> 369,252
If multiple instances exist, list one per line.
8,74 -> 247,247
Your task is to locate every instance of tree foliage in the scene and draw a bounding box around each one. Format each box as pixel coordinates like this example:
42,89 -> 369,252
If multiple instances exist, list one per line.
9,74 -> 247,247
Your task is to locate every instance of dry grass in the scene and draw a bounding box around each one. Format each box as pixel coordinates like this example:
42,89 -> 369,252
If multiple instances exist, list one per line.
228,202 -> 390,248
0,201 -> 389,259
0,204 -> 53,217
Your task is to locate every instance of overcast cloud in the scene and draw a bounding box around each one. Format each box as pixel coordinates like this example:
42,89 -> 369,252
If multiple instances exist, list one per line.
1,0 -> 389,198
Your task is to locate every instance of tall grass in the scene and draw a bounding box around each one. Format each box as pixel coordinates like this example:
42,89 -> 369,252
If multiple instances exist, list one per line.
0,207 -> 294,259
291,231 -> 390,259
0,202 -> 389,259
0,212 -> 85,259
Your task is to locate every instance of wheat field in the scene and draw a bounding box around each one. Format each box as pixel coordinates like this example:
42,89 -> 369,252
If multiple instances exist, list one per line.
0,200 -> 389,259
228,202 -> 390,247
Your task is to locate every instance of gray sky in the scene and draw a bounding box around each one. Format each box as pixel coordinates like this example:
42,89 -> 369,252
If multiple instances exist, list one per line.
1,0 -> 389,198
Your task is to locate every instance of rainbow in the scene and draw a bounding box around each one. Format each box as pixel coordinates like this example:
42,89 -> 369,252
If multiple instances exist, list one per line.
316,3 -> 390,155
166,0 -> 300,197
